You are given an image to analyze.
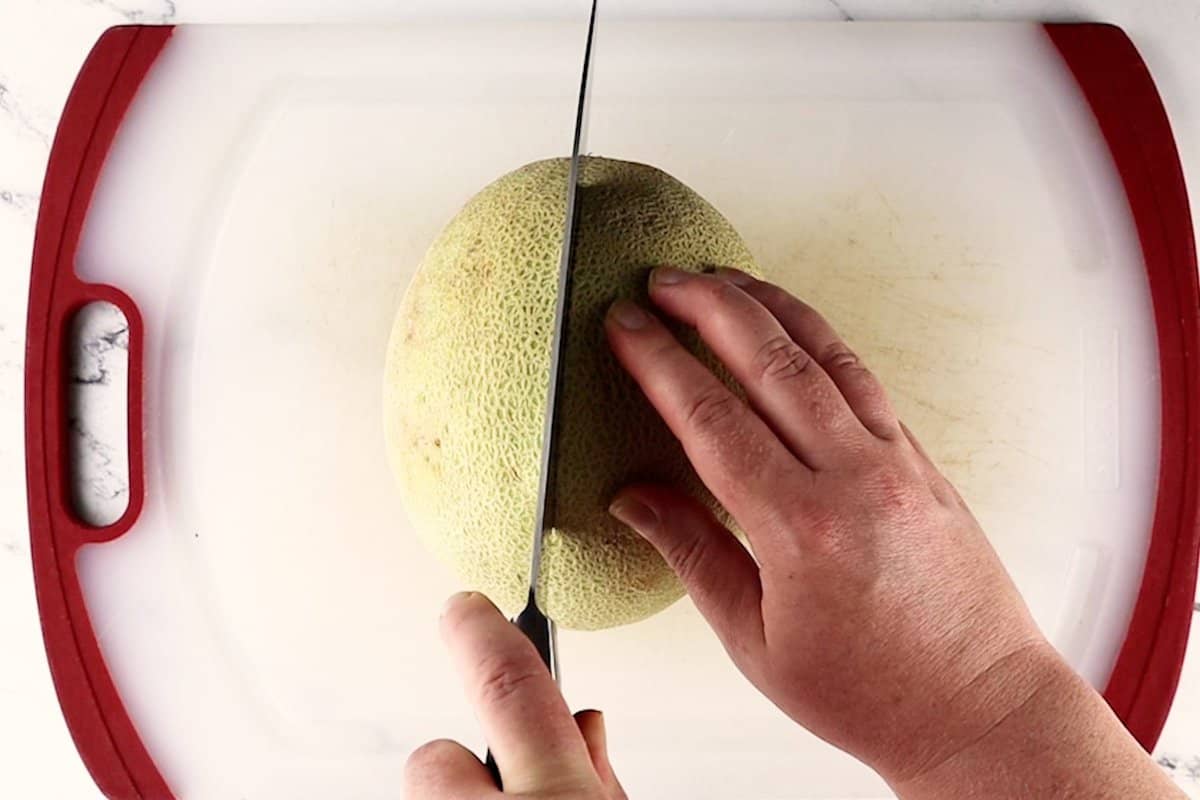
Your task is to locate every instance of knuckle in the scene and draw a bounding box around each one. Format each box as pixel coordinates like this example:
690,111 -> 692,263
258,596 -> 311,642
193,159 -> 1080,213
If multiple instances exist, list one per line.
709,278 -> 762,315
684,387 -> 743,432
789,506 -> 858,559
865,463 -> 926,514
474,653 -> 544,708
930,477 -> 967,510
711,277 -> 747,305
753,336 -> 812,382
661,531 -> 714,583
818,342 -> 864,373
759,283 -> 792,307
650,338 -> 683,363
817,343 -> 889,408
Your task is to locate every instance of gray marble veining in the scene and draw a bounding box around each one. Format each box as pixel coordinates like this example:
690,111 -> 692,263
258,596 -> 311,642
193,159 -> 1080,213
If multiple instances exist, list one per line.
68,302 -> 130,527
0,74 -> 51,147
90,0 -> 178,23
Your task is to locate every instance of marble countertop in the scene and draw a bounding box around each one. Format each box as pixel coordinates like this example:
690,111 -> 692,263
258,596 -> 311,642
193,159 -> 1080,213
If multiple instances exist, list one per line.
1,0 -> 1197,797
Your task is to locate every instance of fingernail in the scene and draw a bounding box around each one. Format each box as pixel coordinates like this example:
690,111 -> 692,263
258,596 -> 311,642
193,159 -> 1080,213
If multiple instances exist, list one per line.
578,708 -> 606,732
715,267 -> 754,287
609,496 -> 659,534
441,591 -> 478,618
608,299 -> 649,330
652,266 -> 690,285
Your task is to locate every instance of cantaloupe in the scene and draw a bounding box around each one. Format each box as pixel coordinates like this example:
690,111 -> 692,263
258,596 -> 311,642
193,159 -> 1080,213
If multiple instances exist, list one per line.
384,156 -> 760,630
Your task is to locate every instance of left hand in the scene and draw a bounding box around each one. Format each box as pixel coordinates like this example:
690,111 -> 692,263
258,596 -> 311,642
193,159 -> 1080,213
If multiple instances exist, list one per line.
405,592 -> 627,799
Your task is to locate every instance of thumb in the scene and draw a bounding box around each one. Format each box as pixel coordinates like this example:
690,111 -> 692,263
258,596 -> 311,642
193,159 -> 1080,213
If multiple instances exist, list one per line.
404,739 -> 500,799
609,484 -> 764,662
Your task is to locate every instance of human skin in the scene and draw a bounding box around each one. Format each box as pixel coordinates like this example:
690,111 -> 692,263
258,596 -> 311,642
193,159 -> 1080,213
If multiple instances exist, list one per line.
405,267 -> 1184,800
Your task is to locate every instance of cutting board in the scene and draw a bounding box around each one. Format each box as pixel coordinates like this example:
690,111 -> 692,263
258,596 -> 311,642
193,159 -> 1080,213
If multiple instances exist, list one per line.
25,15 -> 1199,800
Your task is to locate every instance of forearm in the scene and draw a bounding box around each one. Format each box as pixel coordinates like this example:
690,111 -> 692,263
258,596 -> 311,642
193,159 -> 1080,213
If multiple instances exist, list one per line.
891,653 -> 1183,800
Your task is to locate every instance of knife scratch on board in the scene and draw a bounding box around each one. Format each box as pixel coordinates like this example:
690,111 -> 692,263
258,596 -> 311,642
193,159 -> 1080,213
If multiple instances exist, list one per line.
827,0 -> 854,21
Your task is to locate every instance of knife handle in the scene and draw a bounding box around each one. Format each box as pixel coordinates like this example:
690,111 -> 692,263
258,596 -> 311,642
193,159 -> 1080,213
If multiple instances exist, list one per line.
515,590 -> 558,681
485,592 -> 558,787
485,749 -> 503,788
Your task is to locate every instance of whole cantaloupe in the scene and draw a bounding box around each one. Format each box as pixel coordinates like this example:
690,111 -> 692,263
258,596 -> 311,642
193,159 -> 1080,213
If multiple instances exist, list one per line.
384,156 -> 760,630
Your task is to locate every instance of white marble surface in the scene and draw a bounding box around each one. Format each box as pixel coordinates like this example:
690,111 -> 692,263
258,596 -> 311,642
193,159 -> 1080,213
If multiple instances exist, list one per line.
0,0 -> 1197,797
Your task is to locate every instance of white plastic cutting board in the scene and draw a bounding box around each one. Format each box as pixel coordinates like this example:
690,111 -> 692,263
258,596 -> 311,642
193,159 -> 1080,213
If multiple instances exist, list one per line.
73,19 -> 1159,800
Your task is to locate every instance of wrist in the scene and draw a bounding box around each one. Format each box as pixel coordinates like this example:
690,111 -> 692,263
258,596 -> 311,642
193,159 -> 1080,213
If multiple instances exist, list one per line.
888,641 -> 1183,800
880,637 -> 1070,787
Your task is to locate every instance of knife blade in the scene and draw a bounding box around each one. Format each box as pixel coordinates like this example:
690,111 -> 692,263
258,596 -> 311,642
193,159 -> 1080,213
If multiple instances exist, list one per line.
485,0 -> 597,786
520,0 -> 598,678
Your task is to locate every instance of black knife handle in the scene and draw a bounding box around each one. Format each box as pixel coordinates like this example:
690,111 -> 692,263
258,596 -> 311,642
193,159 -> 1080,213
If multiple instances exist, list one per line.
515,591 -> 558,678
484,591 -> 557,788
485,749 -> 503,789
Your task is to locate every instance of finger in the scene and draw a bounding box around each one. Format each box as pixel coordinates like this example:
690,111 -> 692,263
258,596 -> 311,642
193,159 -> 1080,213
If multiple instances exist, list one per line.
609,484 -> 765,665
715,267 -> 901,440
404,739 -> 499,800
900,421 -> 969,510
648,267 -> 867,468
899,420 -> 936,465
604,299 -> 809,545
574,710 -> 628,799
440,592 -> 594,794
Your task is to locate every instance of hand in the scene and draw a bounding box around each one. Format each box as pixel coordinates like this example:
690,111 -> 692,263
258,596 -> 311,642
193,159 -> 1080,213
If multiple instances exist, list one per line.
405,592 -> 626,800
603,266 -> 1066,783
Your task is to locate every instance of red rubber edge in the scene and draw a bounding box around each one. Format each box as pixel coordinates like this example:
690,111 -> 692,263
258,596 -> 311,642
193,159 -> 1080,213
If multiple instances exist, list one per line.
26,25 -> 174,800
1046,23 -> 1200,750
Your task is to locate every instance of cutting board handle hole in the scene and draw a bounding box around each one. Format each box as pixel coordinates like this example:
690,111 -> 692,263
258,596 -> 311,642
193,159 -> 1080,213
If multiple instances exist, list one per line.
65,301 -> 131,528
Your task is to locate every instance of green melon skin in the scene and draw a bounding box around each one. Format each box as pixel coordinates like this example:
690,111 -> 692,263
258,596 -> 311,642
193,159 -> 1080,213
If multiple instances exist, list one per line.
384,156 -> 761,630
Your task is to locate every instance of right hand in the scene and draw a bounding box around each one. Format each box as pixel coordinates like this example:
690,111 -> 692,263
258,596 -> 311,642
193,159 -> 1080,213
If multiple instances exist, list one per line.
405,592 -> 626,800
603,266 -> 1060,784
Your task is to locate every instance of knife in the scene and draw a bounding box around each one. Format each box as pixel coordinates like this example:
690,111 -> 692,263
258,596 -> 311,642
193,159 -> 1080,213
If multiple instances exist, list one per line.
484,0 -> 598,786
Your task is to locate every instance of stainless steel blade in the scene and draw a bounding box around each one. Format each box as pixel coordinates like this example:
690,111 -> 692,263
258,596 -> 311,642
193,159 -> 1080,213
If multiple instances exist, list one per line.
509,0 -> 597,679
485,5 -> 597,785
528,0 -> 597,620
